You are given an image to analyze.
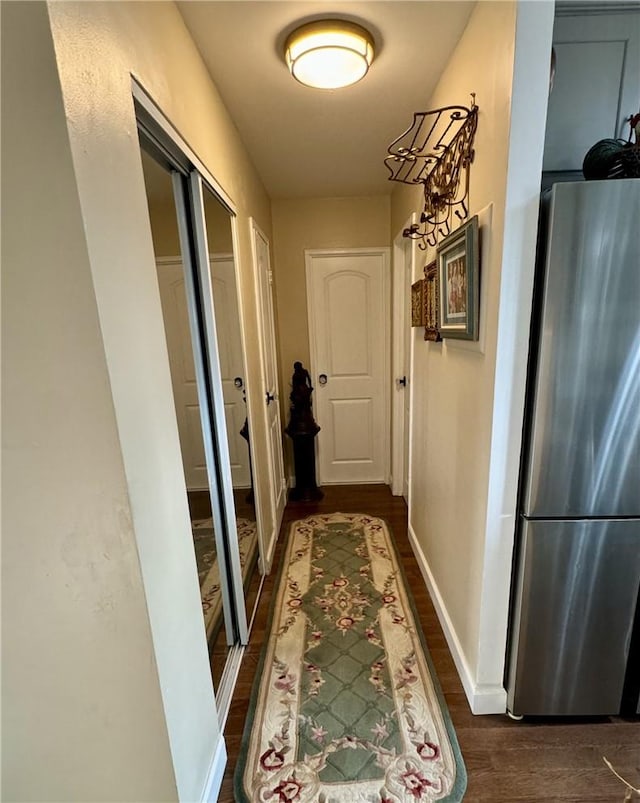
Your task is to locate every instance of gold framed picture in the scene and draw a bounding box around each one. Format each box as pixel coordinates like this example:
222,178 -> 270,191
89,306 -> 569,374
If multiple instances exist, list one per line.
423,260 -> 441,342
411,279 -> 426,327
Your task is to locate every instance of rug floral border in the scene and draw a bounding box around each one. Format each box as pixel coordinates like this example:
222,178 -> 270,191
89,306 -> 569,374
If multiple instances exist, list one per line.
234,513 -> 467,803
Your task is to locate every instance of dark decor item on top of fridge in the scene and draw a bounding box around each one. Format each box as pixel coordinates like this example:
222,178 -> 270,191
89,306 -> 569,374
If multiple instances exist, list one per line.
582,111 -> 640,180
507,179 -> 640,717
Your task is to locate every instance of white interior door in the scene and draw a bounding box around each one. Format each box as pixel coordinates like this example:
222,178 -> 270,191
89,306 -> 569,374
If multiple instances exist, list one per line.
306,249 -> 390,485
157,257 -> 250,490
157,259 -> 208,489
251,221 -> 286,565
210,254 -> 251,488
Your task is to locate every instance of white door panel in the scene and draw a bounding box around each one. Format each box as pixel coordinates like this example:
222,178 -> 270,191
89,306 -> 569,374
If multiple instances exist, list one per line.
326,273 -> 371,375
331,398 -> 373,459
306,250 -> 389,484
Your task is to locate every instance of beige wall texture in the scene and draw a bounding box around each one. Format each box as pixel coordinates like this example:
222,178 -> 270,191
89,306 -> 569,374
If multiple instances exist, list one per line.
3,0 -> 275,800
1,3 -> 177,800
390,0 -> 553,712
271,196 -> 390,440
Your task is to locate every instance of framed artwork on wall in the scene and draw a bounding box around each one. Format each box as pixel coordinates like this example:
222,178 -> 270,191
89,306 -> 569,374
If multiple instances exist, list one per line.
411,279 -> 426,327
423,260 -> 441,342
437,215 -> 479,340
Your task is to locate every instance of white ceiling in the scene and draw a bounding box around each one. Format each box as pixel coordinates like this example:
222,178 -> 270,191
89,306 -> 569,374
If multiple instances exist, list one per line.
178,1 -> 476,199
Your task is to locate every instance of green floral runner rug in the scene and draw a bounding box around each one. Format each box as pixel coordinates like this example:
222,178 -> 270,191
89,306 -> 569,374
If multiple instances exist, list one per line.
235,513 -> 466,802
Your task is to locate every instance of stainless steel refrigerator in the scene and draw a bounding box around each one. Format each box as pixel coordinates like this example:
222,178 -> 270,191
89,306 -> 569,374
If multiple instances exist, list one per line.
507,178 -> 640,717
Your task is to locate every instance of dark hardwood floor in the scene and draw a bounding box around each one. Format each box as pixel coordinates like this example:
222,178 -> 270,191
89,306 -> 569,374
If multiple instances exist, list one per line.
218,484 -> 639,802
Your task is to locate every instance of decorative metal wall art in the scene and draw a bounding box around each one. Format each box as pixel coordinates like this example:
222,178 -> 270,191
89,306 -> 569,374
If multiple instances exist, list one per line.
385,95 -> 478,250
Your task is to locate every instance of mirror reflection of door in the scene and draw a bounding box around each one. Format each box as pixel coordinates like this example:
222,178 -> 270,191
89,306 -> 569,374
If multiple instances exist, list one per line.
202,185 -> 261,643
139,149 -> 261,693
210,253 -> 250,488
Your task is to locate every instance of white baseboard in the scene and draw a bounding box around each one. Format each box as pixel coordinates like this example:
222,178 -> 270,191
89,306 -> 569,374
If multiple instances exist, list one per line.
275,492 -> 285,537
263,487 -> 286,573
470,682 -> 508,715
407,522 -> 507,715
319,479 -> 389,486
201,735 -> 227,803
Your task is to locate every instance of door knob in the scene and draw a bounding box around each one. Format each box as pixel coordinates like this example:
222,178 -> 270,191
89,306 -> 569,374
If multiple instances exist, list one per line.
319,373 -> 328,386
234,376 -> 244,389
266,391 -> 275,405
397,376 -> 407,387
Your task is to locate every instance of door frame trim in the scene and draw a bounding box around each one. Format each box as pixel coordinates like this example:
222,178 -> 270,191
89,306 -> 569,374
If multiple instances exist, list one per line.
391,216 -> 417,498
249,217 -> 285,571
305,247 -> 391,485
133,78 -> 236,214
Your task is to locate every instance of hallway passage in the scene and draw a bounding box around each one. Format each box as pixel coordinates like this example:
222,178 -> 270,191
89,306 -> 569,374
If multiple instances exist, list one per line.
219,485 -> 639,802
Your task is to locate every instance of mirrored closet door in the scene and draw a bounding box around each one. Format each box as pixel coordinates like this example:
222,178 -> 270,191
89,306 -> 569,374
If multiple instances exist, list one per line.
200,182 -> 262,638
137,117 -> 264,708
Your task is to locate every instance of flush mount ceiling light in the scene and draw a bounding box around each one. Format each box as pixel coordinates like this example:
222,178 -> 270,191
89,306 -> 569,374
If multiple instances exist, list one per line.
284,19 -> 375,89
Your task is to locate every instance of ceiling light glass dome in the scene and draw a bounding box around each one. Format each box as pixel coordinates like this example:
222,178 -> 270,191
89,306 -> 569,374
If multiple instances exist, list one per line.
284,20 -> 375,90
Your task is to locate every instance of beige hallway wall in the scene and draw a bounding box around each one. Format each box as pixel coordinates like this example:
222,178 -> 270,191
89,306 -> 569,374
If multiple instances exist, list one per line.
1,4 -> 177,800
390,0 -> 517,694
390,0 -> 553,712
4,0 -> 276,799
